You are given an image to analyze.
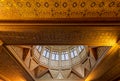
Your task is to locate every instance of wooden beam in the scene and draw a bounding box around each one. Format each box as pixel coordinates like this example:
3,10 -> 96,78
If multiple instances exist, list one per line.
0,19 -> 120,25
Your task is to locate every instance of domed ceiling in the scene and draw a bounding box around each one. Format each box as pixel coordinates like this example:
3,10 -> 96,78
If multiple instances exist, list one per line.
6,45 -> 111,80
33,45 -> 86,69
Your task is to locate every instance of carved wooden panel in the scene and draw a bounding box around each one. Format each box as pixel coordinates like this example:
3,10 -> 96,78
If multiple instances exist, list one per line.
97,46 -> 111,58
0,29 -> 119,45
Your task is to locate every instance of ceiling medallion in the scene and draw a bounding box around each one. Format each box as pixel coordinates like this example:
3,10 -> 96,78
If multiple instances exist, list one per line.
44,2 -> 49,8
26,2 -> 31,7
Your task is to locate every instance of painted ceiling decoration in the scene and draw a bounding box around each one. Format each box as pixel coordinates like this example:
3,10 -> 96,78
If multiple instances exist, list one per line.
0,0 -> 120,20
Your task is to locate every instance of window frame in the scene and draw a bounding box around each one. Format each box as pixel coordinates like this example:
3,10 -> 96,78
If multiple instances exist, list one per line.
78,46 -> 84,53
51,51 -> 59,60
36,46 -> 42,52
70,48 -> 78,58
43,48 -> 50,58
61,51 -> 69,60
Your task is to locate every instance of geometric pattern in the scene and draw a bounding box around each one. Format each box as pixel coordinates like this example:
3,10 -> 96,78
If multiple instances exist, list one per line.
0,0 -> 120,20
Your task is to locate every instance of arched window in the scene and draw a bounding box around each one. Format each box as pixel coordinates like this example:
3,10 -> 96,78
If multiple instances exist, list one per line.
36,45 -> 42,52
70,48 -> 77,58
61,51 -> 69,60
81,46 -> 84,49
52,52 -> 59,60
43,48 -> 50,58
78,46 -> 84,53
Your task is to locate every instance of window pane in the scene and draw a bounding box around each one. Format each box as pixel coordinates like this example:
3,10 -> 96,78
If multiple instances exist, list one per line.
74,50 -> 77,56
78,46 -> 82,52
43,50 -> 46,56
46,51 -> 49,58
61,54 -> 65,60
38,46 -> 42,52
56,54 -> 59,60
65,54 -> 69,60
52,54 -> 55,60
81,46 -> 84,49
71,52 -> 74,58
